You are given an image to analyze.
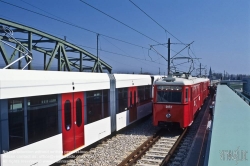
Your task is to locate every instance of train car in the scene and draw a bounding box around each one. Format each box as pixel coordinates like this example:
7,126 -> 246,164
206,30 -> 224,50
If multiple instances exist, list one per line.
150,75 -> 163,99
0,69 -> 152,166
114,74 -> 152,131
153,74 -> 209,129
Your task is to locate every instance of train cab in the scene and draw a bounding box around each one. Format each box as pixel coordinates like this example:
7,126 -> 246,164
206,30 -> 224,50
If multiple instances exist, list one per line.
153,75 -> 209,129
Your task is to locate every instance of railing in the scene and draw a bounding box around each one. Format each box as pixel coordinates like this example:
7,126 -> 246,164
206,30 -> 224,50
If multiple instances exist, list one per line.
228,86 -> 250,105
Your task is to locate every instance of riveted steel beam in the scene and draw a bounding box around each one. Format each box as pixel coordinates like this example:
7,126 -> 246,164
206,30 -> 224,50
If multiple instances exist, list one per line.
80,52 -> 83,72
99,62 -> 103,73
9,44 -> 20,62
0,42 -> 11,68
92,60 -> 98,72
60,43 -> 71,71
58,46 -> 61,71
0,18 -> 112,73
27,31 -> 32,70
45,42 -> 60,70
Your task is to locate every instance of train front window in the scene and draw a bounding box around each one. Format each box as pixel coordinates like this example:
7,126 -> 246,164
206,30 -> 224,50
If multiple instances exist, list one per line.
157,86 -> 182,103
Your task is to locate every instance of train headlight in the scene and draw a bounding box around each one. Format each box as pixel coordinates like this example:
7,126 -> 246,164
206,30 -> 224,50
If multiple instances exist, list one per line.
166,113 -> 171,118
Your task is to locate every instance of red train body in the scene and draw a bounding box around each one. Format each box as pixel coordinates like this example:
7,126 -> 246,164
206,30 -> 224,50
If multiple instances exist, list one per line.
153,75 -> 210,128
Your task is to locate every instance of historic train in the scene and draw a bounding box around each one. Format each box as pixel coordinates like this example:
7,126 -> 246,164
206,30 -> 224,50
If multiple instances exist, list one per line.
152,74 -> 210,128
0,69 -> 152,166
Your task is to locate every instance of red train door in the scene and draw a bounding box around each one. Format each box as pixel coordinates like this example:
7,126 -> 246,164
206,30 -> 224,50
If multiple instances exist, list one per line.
128,87 -> 137,122
62,92 -> 84,154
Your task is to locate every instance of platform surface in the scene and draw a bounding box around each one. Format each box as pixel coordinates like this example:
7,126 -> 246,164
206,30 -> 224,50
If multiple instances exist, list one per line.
208,85 -> 250,166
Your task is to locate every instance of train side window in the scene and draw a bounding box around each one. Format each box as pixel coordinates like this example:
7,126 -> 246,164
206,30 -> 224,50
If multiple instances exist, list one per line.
185,88 -> 188,102
138,86 -> 145,103
27,95 -> 58,144
64,100 -> 71,131
117,88 -> 128,113
134,91 -> 136,104
86,90 -> 102,124
76,98 -> 82,127
191,88 -> 193,100
86,90 -> 109,124
130,91 -> 132,106
8,98 -> 25,151
103,90 -> 109,118
137,85 -> 151,103
145,85 -> 151,100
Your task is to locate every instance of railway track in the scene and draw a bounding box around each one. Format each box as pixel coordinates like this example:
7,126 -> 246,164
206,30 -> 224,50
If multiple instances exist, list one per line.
118,128 -> 187,166
118,98 -> 211,166
53,98 -> 209,166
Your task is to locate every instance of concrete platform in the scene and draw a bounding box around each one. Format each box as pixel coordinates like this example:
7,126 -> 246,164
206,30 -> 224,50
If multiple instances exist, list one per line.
207,85 -> 250,166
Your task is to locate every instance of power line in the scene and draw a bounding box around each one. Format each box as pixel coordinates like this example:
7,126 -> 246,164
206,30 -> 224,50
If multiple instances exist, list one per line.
171,41 -> 194,59
79,0 -> 162,45
99,36 -> 168,66
129,0 -> 184,44
101,49 -> 166,66
1,0 -> 172,68
73,43 -> 166,66
128,0 -> 201,67
101,36 -> 129,56
189,45 -> 200,63
20,0 -> 69,22
0,0 -> 149,50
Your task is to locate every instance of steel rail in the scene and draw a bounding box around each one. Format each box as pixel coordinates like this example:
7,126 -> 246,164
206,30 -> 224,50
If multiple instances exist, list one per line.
160,127 -> 188,165
118,129 -> 163,166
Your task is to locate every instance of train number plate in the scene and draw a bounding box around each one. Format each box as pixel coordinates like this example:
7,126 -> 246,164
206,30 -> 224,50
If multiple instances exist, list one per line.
166,105 -> 172,109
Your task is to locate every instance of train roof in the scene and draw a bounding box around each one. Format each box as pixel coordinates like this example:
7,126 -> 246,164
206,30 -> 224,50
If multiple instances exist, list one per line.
0,69 -> 110,99
154,75 -> 209,86
114,74 -> 151,88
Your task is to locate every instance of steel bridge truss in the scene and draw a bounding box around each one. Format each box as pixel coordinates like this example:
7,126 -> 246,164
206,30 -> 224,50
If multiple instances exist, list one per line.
0,18 -> 112,73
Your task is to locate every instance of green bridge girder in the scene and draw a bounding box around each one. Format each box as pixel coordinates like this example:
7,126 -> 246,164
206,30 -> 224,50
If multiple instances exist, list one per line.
0,18 -> 112,73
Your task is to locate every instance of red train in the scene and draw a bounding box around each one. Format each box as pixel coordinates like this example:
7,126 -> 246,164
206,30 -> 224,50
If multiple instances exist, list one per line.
153,74 -> 210,128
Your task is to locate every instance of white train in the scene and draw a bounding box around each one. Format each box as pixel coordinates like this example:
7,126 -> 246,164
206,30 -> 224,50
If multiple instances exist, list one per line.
0,69 -> 153,166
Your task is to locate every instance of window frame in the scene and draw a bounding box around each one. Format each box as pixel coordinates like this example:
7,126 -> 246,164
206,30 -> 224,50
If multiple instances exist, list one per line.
156,88 -> 182,103
185,88 -> 188,103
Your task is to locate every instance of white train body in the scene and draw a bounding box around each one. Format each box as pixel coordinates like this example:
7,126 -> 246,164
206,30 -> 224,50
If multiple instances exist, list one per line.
0,69 -> 152,166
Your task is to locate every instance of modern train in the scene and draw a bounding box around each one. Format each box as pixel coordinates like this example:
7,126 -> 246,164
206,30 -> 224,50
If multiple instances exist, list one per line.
0,69 -> 152,166
153,74 -> 210,129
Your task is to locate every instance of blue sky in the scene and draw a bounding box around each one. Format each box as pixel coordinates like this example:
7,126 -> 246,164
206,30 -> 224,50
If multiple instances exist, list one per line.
0,0 -> 249,75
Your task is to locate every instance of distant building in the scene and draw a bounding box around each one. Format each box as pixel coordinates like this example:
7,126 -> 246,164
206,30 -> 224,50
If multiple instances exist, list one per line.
242,77 -> 250,97
209,67 -> 212,80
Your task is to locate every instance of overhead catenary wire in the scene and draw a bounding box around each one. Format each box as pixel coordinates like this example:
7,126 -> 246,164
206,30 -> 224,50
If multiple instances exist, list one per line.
102,49 -> 167,66
78,0 -> 173,58
1,0 -> 197,73
0,0 -> 150,50
79,0 -> 163,45
74,43 -> 166,66
128,0 -> 200,71
171,41 -> 194,59
129,0 -> 185,45
20,0 -> 70,23
3,0 -> 173,65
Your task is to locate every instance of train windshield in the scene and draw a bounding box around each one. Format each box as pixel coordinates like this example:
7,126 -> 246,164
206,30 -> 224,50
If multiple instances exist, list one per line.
157,86 -> 182,103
